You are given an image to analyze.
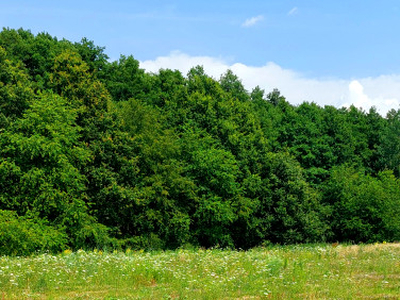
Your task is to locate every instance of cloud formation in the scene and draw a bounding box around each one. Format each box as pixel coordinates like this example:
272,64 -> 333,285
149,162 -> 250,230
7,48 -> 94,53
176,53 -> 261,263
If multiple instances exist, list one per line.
241,15 -> 264,27
344,80 -> 400,114
140,52 -> 400,116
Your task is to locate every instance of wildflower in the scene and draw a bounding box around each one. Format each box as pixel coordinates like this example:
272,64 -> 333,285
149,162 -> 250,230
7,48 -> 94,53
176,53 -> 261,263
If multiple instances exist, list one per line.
63,249 -> 72,255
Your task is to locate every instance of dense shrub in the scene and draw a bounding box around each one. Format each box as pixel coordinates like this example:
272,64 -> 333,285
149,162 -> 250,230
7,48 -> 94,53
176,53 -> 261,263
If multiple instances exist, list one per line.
0,210 -> 67,256
323,167 -> 400,243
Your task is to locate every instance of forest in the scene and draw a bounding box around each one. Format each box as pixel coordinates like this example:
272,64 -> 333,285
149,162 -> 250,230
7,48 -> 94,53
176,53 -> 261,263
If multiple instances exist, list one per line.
1,28 -> 400,255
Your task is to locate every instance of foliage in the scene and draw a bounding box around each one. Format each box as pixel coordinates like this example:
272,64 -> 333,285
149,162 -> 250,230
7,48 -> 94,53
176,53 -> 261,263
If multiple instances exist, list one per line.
0,27 -> 400,254
0,46 -> 34,122
322,166 -> 400,243
253,152 -> 330,244
0,210 -> 67,256
0,91 -> 106,249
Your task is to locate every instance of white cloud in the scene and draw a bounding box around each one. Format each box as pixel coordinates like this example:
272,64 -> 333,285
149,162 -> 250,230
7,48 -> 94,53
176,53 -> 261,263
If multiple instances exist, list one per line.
288,7 -> 298,16
241,15 -> 264,28
346,80 -> 372,109
343,80 -> 400,114
140,51 -> 229,76
139,52 -> 400,116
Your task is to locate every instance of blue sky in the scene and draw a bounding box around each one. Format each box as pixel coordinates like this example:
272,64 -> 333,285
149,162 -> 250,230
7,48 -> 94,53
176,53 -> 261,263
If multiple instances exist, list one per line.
1,0 -> 400,114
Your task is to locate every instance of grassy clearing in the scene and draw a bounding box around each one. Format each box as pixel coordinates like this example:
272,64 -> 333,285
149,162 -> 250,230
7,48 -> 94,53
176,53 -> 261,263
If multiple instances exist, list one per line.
1,243 -> 400,299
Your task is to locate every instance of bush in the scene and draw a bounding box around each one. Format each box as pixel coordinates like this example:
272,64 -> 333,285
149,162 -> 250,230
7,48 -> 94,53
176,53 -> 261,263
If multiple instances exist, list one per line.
0,210 -> 68,256
323,167 -> 400,243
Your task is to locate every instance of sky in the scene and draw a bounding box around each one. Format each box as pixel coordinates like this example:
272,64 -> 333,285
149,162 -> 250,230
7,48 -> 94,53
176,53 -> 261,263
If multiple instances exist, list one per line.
1,0 -> 400,115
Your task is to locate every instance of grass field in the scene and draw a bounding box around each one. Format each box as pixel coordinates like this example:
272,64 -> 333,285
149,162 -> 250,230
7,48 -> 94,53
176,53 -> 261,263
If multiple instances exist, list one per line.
0,243 -> 399,299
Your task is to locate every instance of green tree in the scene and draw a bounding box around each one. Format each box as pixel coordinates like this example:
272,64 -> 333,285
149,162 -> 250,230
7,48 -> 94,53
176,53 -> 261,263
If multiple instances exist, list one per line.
219,70 -> 249,102
0,28 -> 74,89
322,166 -> 400,242
0,92 -> 107,248
108,98 -> 195,248
378,109 -> 400,176
74,37 -> 109,74
255,152 -> 329,244
99,55 -> 151,102
0,46 -> 34,122
188,146 -> 240,247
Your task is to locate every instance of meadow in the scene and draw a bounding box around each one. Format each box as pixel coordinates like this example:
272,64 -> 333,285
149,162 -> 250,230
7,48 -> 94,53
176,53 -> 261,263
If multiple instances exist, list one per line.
0,243 -> 399,299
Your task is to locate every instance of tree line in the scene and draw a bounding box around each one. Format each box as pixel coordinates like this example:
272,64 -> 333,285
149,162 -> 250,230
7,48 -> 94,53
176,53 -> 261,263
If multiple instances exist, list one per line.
1,28 -> 400,255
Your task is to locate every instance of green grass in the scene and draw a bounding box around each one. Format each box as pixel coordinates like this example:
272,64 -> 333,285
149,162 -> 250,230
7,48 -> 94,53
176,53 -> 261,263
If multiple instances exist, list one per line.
1,243 -> 400,299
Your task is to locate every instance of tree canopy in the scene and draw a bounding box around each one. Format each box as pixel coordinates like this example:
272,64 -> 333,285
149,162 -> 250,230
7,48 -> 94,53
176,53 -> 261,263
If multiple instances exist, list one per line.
1,28 -> 399,255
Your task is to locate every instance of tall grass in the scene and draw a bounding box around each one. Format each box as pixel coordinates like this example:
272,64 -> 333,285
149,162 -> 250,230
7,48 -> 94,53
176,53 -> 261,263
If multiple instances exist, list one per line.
1,243 -> 399,299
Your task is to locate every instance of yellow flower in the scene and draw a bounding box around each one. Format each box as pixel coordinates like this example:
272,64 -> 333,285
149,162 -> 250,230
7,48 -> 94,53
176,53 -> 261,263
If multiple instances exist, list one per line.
63,249 -> 72,255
